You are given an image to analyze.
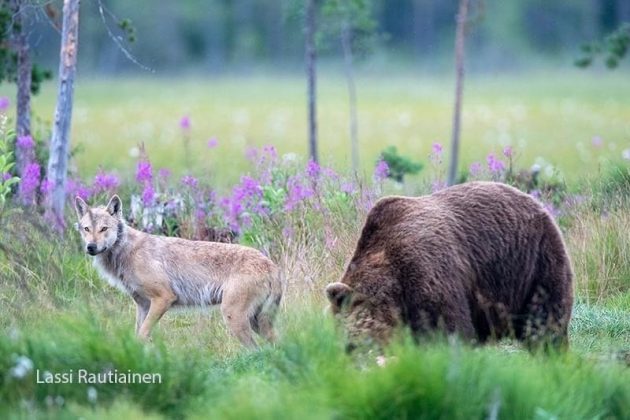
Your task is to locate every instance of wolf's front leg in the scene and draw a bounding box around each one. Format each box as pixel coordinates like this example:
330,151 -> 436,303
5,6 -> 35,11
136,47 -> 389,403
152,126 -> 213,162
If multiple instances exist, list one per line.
137,295 -> 176,340
132,293 -> 150,335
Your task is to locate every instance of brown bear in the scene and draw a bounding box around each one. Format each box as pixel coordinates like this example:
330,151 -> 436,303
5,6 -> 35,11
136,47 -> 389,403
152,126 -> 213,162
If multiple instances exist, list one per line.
326,181 -> 573,351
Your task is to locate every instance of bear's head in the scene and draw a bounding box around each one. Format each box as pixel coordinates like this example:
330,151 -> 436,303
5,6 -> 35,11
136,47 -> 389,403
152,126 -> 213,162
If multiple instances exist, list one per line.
325,282 -> 399,352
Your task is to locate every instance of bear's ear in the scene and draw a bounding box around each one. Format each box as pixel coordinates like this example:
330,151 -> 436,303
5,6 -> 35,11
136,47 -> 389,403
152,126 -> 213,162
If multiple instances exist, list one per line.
325,282 -> 353,309
75,196 -> 88,218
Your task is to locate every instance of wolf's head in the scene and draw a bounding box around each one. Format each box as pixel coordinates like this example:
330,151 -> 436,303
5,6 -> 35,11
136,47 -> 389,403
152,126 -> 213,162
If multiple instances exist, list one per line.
75,195 -> 125,256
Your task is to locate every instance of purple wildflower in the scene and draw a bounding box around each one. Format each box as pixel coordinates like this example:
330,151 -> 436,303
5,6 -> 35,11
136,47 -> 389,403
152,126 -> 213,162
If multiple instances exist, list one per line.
503,146 -> 513,158
93,169 -> 119,194
469,162 -> 482,177
340,181 -> 356,194
591,136 -> 603,148
181,175 -> 198,188
19,163 -> 41,205
207,137 -> 218,148
306,159 -> 320,179
158,168 -> 171,179
66,178 -> 91,201
322,166 -> 338,179
136,160 -> 153,184
141,184 -> 155,206
2,172 -> 11,182
0,96 -> 9,112
373,159 -> 389,182
245,147 -> 259,162
284,176 -> 314,211
179,115 -> 191,131
486,154 -> 505,174
262,145 -> 277,161
16,135 -> 35,151
195,208 -> 206,221
40,178 -> 53,196
432,142 -> 443,155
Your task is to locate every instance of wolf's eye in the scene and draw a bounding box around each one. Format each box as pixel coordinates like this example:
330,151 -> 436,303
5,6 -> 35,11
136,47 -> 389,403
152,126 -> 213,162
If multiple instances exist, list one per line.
84,226 -> 90,232
100,226 -> 108,233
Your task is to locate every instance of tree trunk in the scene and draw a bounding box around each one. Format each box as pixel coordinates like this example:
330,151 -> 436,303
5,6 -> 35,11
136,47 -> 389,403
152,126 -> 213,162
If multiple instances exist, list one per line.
447,0 -> 469,186
10,0 -> 33,174
305,0 -> 318,163
341,20 -> 359,173
47,0 -> 80,229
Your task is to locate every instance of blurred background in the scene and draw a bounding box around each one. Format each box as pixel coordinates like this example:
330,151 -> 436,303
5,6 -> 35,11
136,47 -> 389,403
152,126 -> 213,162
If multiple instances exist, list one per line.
1,0 -> 629,186
24,0 -> 630,73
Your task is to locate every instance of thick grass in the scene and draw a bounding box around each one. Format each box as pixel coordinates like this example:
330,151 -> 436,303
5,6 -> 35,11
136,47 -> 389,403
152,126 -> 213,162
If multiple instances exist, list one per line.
1,72 -> 629,185
1,306 -> 628,419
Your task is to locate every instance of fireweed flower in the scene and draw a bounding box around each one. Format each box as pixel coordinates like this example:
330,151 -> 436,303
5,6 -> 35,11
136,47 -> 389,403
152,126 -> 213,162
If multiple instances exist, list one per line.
207,137 -> 218,148
179,115 -> 191,132
40,178 -> 53,197
136,160 -> 153,184
142,184 -> 155,206
284,176 -> 314,211
158,168 -> 171,180
16,135 -> 35,151
93,169 -> 119,194
503,146 -> 513,158
373,159 -> 389,182
66,178 -> 91,201
306,159 -> 320,179
432,142 -> 443,155
181,175 -> 198,189
469,162 -> 482,177
486,153 -> 505,174
0,96 -> 9,112
19,162 -> 40,204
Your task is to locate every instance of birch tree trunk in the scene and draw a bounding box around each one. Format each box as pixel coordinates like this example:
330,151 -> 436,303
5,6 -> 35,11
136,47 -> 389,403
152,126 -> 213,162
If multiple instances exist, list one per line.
341,20 -> 359,174
47,0 -> 80,228
10,0 -> 32,173
305,0 -> 318,163
447,0 -> 469,186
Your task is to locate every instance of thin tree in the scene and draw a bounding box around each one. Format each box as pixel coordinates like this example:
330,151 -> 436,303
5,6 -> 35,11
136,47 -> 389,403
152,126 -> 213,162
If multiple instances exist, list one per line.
340,19 -> 359,172
447,0 -> 469,187
10,0 -> 32,174
47,0 -> 80,228
305,0 -> 318,163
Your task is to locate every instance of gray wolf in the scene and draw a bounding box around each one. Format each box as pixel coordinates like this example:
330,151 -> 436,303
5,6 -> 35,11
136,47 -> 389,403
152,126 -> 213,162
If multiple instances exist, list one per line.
75,195 -> 282,347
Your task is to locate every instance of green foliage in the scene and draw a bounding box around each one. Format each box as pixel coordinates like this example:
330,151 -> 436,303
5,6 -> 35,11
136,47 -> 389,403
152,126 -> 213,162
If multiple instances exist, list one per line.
0,2 -> 52,95
320,0 -> 378,56
575,23 -> 630,69
379,145 -> 423,183
118,18 -> 137,43
0,121 -> 19,209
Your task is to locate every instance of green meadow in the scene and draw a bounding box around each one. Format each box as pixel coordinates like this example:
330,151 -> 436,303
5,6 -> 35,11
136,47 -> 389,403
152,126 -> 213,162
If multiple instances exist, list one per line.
6,71 -> 630,184
1,72 -> 629,418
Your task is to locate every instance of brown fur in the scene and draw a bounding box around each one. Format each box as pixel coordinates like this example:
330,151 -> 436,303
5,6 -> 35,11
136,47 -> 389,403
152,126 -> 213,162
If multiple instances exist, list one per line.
75,195 -> 282,347
326,181 -> 573,351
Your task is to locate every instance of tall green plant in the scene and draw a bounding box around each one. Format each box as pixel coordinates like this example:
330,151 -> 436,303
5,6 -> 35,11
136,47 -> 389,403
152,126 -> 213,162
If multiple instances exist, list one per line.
0,118 -> 19,209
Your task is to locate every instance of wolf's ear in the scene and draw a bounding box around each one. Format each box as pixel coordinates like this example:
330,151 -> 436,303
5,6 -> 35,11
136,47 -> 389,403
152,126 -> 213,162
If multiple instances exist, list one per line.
75,196 -> 88,218
106,195 -> 122,217
326,282 -> 353,309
